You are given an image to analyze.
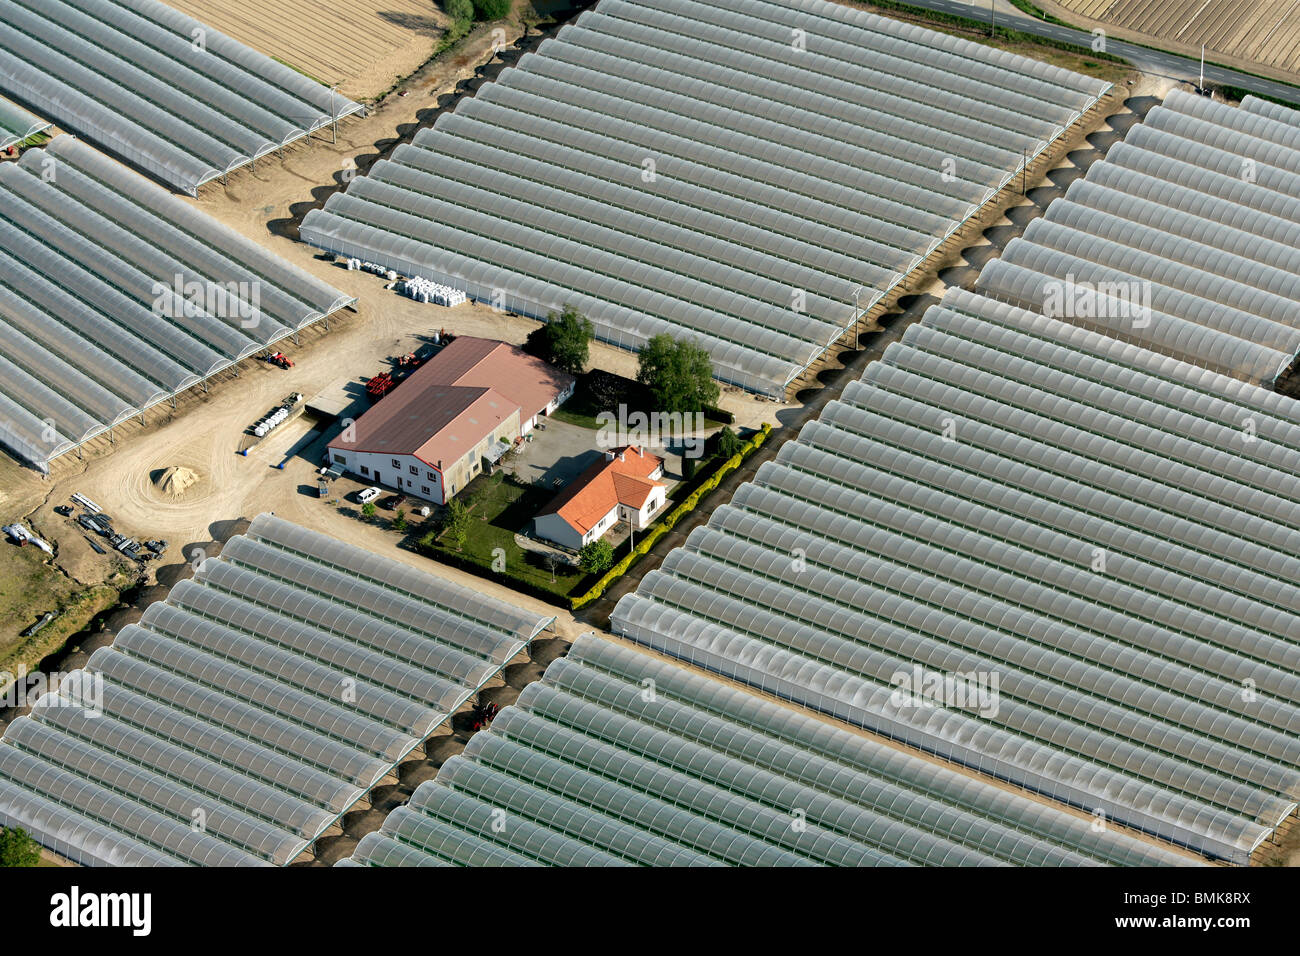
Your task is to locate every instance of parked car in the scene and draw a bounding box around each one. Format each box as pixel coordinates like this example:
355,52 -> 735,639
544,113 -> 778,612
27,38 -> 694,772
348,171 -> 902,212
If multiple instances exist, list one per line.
356,487 -> 382,505
380,494 -> 407,511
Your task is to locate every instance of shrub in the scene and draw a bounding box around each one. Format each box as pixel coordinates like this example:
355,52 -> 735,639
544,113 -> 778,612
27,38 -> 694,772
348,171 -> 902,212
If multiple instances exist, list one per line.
0,826 -> 40,867
445,0 -> 474,25
578,538 -> 614,575
471,0 -> 511,21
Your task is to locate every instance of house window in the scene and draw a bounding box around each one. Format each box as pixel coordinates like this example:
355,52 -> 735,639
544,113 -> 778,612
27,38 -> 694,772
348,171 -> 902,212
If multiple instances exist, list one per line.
334,454 -> 346,465
391,459 -> 401,469
360,466 -> 369,476
427,471 -> 437,481
422,486 -> 431,495
409,464 -> 418,475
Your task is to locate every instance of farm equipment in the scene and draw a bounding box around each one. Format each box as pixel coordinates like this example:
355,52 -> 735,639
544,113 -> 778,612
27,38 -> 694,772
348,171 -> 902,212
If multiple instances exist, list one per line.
470,700 -> 500,731
264,351 -> 294,369
366,372 -> 396,400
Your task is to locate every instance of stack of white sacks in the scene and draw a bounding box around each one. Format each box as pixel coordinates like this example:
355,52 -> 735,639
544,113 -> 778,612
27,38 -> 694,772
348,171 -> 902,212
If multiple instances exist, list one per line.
397,275 -> 467,306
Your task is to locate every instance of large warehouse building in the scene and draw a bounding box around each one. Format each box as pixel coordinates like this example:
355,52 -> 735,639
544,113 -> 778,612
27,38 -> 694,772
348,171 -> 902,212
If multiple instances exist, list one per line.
0,135 -> 353,473
0,0 -> 362,193
979,88 -> 1300,387
0,515 -> 554,866
327,337 -> 574,504
611,288 -> 1300,865
301,0 -> 1111,396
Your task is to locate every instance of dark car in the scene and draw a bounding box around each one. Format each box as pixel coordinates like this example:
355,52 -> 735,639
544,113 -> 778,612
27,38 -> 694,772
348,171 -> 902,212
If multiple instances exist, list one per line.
380,494 -> 407,511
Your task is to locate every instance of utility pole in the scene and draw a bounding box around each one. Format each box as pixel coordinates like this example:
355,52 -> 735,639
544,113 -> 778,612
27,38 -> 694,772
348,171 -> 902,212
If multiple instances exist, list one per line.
1199,44 -> 1205,89
990,0 -> 996,35
1022,148 -> 1027,195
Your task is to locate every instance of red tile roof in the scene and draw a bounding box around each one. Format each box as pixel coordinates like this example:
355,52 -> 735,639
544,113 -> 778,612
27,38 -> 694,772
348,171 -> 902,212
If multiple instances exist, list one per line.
539,446 -> 664,535
328,337 -> 572,469
420,336 -> 574,422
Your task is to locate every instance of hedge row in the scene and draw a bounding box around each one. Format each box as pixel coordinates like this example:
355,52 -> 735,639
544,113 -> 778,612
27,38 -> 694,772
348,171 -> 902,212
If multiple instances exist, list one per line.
569,423 -> 773,610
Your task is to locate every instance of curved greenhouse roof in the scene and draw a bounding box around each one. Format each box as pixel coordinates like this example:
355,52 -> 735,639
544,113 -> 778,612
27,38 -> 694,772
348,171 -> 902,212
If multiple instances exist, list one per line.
979,88 -> 1300,385
0,136 -> 353,472
0,514 -> 553,866
342,636 -> 1199,867
0,92 -> 48,149
301,0 -> 1109,397
0,0 -> 362,194
612,288 -> 1300,865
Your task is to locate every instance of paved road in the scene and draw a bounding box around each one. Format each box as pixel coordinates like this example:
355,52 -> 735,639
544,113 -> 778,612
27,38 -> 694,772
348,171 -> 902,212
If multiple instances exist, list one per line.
923,0 -> 1300,103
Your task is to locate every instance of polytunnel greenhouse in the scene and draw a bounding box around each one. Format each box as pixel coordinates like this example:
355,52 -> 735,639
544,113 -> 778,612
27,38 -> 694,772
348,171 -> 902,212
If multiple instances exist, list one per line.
0,0 -> 362,194
0,514 -> 554,866
0,92 -> 47,149
978,88 -> 1300,384
612,288 -> 1300,866
301,0 -> 1110,396
341,636 -> 1198,867
0,135 -> 353,472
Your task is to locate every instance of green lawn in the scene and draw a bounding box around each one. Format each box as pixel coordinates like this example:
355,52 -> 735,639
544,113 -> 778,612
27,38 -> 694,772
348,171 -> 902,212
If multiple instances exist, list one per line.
416,473 -> 587,600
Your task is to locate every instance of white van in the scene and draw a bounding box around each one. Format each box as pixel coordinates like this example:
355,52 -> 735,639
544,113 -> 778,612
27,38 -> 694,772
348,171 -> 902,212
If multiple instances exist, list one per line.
356,487 -> 382,504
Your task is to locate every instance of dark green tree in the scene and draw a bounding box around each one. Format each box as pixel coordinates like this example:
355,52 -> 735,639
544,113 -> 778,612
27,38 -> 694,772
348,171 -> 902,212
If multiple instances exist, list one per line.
524,305 -> 593,375
714,425 -> 743,460
636,334 -> 719,414
391,508 -> 407,532
578,538 -> 615,575
0,827 -> 40,867
471,0 -> 511,21
445,0 -> 474,25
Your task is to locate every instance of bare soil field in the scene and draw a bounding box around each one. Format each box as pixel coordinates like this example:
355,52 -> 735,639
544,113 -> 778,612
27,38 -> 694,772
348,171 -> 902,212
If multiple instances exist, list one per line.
169,0 -> 451,100
1040,0 -> 1300,81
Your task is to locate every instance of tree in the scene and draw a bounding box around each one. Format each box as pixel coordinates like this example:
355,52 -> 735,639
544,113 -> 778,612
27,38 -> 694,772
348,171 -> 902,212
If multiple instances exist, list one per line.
391,508 -> 407,532
681,454 -> 697,480
636,334 -> 719,414
443,499 -> 471,551
714,425 -> 743,460
578,538 -> 614,575
0,826 -> 40,867
445,0 -> 474,25
361,501 -> 376,520
471,0 -> 510,21
524,305 -> 593,375
543,549 -> 562,583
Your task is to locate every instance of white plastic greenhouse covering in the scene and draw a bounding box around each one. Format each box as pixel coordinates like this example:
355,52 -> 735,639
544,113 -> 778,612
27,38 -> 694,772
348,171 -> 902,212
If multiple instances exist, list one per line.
341,635 -> 1197,867
0,92 -> 47,149
977,88 -> 1300,385
0,0 -> 362,194
612,288 -> 1300,865
301,0 -> 1109,397
0,514 -> 553,867
0,136 -> 354,472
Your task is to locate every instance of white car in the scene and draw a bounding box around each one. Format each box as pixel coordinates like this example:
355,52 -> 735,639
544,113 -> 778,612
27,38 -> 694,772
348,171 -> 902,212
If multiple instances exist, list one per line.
356,487 -> 382,504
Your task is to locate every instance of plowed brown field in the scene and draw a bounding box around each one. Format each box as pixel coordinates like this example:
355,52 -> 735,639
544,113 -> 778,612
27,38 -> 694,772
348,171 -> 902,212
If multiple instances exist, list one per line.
1042,0 -> 1300,79
170,0 -> 449,99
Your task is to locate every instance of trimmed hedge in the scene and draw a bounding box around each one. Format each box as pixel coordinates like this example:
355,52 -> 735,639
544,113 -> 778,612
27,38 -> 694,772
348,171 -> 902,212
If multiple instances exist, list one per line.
570,423 -> 772,609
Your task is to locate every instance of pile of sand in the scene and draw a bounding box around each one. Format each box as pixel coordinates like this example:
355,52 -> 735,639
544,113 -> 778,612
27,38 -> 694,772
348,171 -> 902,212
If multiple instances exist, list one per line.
154,466 -> 200,498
